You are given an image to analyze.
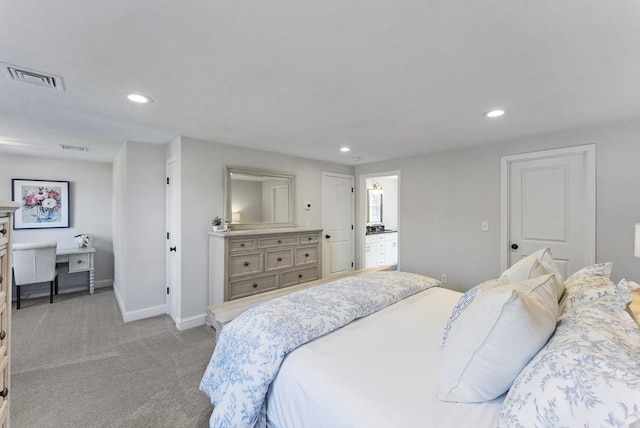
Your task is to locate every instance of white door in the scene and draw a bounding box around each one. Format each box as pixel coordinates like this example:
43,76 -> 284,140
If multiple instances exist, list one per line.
166,157 -> 179,321
322,172 -> 355,278
501,145 -> 596,278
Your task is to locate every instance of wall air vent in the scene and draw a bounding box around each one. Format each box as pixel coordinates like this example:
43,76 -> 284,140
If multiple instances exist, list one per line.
1,62 -> 65,91
60,144 -> 89,152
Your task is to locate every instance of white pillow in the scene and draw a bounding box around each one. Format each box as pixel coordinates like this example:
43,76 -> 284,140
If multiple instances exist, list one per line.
438,274 -> 559,403
500,248 -> 564,300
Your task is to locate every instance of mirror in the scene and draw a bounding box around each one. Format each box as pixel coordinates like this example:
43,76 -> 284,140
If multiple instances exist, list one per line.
367,186 -> 383,225
225,167 -> 295,229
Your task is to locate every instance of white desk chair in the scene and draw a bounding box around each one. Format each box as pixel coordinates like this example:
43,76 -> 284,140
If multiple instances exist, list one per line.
12,242 -> 59,309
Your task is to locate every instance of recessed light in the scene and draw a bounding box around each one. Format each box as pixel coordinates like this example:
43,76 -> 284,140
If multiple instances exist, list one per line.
340,147 -> 350,152
484,109 -> 505,118
127,93 -> 152,104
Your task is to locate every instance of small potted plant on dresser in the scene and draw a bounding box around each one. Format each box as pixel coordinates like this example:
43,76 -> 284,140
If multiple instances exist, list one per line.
212,216 -> 225,231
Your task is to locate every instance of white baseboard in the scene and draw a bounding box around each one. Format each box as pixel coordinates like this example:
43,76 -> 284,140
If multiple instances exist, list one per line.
175,313 -> 207,331
121,303 -> 167,323
112,283 -> 168,323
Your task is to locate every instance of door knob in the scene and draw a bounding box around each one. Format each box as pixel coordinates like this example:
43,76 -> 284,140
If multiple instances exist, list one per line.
169,246 -> 177,252
511,244 -> 518,250
325,234 -> 331,239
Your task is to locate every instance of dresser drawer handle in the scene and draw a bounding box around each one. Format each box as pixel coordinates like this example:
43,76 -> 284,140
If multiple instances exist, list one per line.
0,330 -> 5,340
0,387 -> 7,398
277,257 -> 282,262
252,283 -> 258,288
308,237 -> 312,241
77,260 -> 83,264
243,261 -> 250,267
240,243 -> 245,247
298,273 -> 303,278
277,240 -> 282,244
305,253 -> 309,258
0,274 -> 3,285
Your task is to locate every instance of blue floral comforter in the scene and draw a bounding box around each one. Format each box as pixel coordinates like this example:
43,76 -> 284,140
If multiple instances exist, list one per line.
199,271 -> 440,428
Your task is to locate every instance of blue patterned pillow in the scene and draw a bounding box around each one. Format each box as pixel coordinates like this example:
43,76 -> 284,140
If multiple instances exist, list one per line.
560,262 -> 614,312
497,277 -> 640,427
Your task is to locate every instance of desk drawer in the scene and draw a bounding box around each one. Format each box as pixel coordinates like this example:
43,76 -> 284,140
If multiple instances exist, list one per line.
229,274 -> 277,300
68,253 -> 92,273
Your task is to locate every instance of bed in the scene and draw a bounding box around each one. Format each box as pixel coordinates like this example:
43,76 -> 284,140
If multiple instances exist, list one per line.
200,250 -> 640,428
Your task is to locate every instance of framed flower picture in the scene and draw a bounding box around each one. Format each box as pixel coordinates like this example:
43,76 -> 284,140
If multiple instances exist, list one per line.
12,179 -> 70,229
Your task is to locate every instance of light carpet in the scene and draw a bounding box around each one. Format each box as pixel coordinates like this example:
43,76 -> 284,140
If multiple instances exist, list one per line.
11,288 -> 215,427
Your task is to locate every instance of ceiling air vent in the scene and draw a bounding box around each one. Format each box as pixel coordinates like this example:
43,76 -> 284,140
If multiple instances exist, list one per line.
1,62 -> 65,91
60,144 -> 89,152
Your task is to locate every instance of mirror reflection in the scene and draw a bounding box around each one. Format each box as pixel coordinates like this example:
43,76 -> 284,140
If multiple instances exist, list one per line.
226,167 -> 295,228
367,183 -> 383,225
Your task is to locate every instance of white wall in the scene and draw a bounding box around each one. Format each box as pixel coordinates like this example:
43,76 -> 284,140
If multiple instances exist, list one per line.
0,153 -> 114,296
355,120 -> 640,291
176,137 -> 354,324
112,142 -> 166,320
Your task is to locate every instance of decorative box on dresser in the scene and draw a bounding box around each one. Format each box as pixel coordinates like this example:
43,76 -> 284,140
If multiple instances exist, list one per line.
208,227 -> 323,305
0,201 -> 19,427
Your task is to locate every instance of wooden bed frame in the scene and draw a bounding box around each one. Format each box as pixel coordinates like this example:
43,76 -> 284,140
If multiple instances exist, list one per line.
206,266 -> 392,339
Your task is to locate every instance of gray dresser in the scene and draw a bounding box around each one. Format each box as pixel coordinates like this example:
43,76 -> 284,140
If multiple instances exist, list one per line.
208,227 -> 323,305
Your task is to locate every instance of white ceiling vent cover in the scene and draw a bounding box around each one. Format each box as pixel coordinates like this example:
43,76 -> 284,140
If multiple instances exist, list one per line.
1,62 -> 65,91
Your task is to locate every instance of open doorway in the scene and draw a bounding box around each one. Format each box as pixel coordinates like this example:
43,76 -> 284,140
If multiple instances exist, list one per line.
359,173 -> 400,269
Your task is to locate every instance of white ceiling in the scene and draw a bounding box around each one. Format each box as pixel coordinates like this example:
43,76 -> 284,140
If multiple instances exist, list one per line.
0,1 -> 638,164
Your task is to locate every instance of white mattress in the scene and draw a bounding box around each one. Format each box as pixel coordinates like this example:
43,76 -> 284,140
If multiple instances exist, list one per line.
266,287 -> 504,427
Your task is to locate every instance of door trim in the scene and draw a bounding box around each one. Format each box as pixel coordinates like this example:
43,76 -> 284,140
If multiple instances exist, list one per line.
357,170 -> 401,270
321,172 -> 355,278
500,144 -> 596,271
166,155 -> 181,324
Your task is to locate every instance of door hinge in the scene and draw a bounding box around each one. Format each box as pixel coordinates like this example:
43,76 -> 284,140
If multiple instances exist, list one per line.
166,177 -> 170,185
166,232 -> 170,239
351,225 -> 354,230
351,187 -> 354,193
351,262 -> 354,267
166,287 -> 170,295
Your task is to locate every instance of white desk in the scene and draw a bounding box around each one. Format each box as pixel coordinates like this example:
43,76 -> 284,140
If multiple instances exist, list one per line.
55,247 -> 96,294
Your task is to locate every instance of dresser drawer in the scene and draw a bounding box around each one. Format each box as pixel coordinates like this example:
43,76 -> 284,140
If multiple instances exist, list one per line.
0,217 -> 8,247
295,245 -> 318,266
229,252 -> 263,278
258,235 -> 299,248
0,302 -> 6,358
300,233 -> 320,245
265,248 -> 294,271
68,253 -> 92,273
281,267 -> 318,288
229,238 -> 256,252
0,248 -> 6,300
229,274 -> 278,300
0,355 -> 7,407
